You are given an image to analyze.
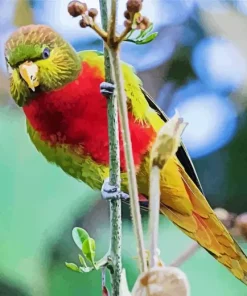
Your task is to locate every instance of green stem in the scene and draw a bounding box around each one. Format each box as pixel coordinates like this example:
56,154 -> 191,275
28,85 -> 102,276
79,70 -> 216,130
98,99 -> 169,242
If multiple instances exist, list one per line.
99,0 -> 122,295
108,47 -> 147,274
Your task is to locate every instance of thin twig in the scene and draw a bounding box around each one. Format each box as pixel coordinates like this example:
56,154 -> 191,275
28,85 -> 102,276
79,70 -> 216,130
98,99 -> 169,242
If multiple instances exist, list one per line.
117,26 -> 132,43
108,47 -> 147,273
149,110 -> 188,269
89,22 -> 108,40
99,0 -> 122,295
149,165 -> 161,268
107,0 -> 117,46
170,242 -> 200,267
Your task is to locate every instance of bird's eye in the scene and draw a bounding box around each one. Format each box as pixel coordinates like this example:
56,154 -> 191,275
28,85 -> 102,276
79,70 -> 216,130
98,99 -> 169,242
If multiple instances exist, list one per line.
42,48 -> 50,59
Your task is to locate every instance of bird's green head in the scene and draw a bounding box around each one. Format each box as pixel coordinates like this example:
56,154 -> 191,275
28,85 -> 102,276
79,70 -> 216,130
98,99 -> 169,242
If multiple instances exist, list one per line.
4,24 -> 81,107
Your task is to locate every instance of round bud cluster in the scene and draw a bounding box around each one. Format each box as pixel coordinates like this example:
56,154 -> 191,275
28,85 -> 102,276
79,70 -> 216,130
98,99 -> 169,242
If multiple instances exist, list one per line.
79,17 -> 88,28
67,1 -> 99,29
88,8 -> 98,19
124,0 -> 150,31
68,1 -> 87,17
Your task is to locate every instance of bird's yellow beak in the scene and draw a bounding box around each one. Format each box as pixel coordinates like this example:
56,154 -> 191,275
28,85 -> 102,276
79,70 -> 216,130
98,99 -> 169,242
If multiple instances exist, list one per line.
19,61 -> 39,92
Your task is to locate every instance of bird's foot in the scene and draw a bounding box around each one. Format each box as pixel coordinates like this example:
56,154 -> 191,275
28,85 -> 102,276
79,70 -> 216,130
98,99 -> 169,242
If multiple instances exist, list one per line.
100,82 -> 115,98
101,177 -> 129,200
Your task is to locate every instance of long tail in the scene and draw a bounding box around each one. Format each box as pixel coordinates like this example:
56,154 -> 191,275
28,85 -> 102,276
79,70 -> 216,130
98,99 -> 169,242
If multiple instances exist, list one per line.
160,162 -> 247,284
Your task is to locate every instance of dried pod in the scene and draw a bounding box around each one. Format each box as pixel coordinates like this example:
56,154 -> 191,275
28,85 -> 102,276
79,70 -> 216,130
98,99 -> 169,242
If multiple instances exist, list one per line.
132,267 -> 190,296
124,19 -> 132,28
235,213 -> 247,239
124,10 -> 131,20
126,0 -> 142,13
68,1 -> 87,17
79,17 -> 88,28
88,8 -> 98,18
151,110 -> 187,169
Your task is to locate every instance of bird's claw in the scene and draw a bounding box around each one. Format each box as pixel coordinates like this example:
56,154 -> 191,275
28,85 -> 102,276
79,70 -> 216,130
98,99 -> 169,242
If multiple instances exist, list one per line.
101,177 -> 129,200
100,82 -> 115,97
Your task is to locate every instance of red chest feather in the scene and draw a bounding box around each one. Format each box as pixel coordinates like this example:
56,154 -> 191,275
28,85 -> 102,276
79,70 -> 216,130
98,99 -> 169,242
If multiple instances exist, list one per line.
23,62 -> 155,170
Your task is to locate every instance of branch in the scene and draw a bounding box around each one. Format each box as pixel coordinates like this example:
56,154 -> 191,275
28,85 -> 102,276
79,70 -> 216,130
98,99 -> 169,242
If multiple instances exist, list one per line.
107,0 -> 117,45
149,165 -> 161,268
89,21 -> 108,40
117,26 -> 132,43
99,0 -> 122,295
149,110 -> 188,269
169,243 -> 200,268
67,1 -> 157,294
108,47 -> 147,274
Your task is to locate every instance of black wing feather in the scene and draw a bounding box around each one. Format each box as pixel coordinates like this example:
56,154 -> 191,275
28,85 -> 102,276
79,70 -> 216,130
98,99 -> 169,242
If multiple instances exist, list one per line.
141,87 -> 204,194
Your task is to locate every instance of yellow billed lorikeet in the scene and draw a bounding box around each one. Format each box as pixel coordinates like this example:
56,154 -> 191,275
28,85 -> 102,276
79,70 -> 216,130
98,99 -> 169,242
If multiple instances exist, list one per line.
4,24 -> 247,284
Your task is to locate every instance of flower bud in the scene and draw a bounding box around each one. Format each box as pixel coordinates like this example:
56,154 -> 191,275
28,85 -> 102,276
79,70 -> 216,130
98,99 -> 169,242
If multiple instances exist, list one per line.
124,10 -> 131,20
68,1 -> 87,17
88,8 -> 98,18
124,20 -> 132,28
126,0 -> 142,13
79,17 -> 88,28
151,110 -> 188,169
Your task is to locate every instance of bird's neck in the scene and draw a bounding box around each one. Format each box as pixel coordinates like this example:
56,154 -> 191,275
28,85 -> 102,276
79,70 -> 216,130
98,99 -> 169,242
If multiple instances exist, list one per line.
23,61 -> 108,145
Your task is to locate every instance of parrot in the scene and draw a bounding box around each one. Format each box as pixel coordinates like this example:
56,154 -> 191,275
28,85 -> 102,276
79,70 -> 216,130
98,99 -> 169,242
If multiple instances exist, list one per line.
4,24 -> 247,284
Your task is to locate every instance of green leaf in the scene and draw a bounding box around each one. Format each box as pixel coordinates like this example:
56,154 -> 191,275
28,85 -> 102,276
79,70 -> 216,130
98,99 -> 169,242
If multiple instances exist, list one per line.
82,238 -> 96,264
124,39 -> 138,44
136,32 -> 158,44
78,254 -> 87,267
125,29 -> 135,40
65,262 -> 79,272
72,227 -> 89,250
142,23 -> 154,36
136,23 -> 154,39
79,266 -> 94,273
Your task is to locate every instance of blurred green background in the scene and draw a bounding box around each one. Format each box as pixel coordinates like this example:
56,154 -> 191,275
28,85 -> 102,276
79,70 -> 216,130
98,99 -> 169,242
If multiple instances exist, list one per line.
1,0 -> 247,295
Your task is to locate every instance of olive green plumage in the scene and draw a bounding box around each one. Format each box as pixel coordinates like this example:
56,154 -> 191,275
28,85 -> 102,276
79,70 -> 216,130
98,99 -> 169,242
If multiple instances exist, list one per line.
5,24 -> 81,106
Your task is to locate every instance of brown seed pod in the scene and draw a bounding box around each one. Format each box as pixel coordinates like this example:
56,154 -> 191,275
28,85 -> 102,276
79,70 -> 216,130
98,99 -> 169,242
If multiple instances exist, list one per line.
79,17 -> 88,28
124,10 -> 131,20
88,8 -> 98,18
126,0 -> 142,13
68,1 -> 87,17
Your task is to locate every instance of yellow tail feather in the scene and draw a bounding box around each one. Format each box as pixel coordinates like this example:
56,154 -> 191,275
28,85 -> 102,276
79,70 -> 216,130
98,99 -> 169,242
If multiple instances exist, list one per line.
159,160 -> 247,285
